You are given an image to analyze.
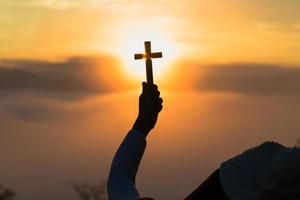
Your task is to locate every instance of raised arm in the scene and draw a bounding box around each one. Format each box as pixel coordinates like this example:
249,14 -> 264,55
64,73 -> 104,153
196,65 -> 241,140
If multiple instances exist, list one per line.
107,82 -> 163,200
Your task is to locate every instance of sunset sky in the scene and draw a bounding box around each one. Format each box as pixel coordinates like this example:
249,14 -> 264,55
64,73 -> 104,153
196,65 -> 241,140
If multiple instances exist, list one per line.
1,1 -> 300,199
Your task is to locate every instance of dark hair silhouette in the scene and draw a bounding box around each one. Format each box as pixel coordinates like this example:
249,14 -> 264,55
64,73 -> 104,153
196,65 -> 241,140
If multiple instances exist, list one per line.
0,184 -> 16,200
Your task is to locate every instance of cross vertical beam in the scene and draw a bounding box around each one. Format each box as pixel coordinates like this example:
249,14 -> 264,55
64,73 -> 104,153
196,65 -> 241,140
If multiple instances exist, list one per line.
134,41 -> 163,85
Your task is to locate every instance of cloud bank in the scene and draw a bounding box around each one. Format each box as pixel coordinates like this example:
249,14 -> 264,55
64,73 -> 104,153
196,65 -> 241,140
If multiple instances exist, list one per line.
194,63 -> 300,96
0,56 -> 124,94
2,58 -> 300,97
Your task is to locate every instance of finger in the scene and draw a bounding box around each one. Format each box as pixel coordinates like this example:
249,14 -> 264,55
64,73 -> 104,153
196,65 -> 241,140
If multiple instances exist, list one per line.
142,82 -> 147,93
152,84 -> 158,91
144,83 -> 157,95
154,96 -> 163,104
139,93 -> 144,100
157,104 -> 163,112
151,90 -> 160,100
158,97 -> 163,104
155,98 -> 163,111
155,90 -> 160,98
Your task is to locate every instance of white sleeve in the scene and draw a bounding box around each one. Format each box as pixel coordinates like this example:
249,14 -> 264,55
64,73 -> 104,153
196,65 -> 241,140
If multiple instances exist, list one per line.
107,129 -> 147,200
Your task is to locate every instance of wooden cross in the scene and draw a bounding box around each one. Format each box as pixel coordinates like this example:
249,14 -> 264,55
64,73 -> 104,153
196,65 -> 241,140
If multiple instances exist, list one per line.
134,41 -> 163,84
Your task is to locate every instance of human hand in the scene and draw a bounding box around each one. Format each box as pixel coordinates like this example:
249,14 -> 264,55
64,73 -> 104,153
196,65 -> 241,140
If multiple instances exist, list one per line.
133,82 -> 163,137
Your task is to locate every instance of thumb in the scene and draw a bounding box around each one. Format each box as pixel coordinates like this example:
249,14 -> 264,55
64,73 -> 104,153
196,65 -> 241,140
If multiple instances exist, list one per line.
142,82 -> 147,93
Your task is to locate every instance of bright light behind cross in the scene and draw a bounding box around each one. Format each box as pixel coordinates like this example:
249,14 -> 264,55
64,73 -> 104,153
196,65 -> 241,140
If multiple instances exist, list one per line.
117,24 -> 178,82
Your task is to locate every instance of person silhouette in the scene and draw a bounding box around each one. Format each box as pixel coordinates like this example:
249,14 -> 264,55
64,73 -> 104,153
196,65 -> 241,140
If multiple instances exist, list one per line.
107,82 -> 300,200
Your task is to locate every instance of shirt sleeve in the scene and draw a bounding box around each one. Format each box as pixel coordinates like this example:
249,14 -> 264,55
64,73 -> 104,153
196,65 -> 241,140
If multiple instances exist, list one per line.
107,129 -> 147,200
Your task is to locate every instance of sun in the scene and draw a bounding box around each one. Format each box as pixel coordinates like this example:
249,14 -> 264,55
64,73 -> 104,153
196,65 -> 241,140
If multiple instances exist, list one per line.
116,24 -> 179,82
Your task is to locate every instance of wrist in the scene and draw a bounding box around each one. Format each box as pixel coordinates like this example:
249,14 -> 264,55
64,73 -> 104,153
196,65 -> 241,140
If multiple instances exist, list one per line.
133,116 -> 150,137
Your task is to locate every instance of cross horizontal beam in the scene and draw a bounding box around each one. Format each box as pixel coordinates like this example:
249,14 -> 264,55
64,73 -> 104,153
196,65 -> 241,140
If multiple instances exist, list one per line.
134,41 -> 162,60
150,52 -> 162,58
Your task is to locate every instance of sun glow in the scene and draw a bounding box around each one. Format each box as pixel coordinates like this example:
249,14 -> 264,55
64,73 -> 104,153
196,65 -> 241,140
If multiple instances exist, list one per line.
117,24 -> 179,82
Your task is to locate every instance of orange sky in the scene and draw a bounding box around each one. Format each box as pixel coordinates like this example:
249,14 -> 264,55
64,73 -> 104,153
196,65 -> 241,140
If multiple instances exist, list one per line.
1,1 -> 300,199
1,0 -> 300,65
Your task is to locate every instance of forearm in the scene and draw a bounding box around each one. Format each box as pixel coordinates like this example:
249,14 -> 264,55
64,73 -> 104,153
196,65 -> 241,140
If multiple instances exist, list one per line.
107,129 -> 147,199
107,82 -> 162,200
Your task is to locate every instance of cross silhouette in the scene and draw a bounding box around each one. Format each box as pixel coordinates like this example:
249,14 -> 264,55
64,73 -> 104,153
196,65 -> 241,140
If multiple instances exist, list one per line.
134,41 -> 163,84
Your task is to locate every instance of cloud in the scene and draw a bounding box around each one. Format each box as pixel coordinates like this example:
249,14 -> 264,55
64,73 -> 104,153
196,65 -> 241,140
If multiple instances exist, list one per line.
31,0 -> 81,9
30,0 -> 138,10
188,63 -> 300,96
3,57 -> 300,98
0,56 -> 125,95
8,102 -> 61,122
